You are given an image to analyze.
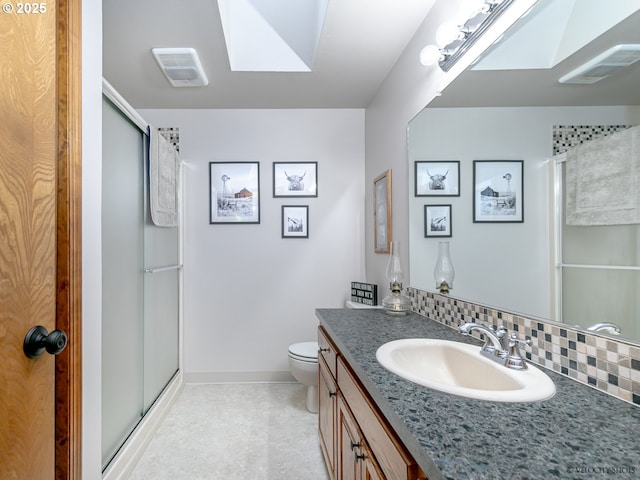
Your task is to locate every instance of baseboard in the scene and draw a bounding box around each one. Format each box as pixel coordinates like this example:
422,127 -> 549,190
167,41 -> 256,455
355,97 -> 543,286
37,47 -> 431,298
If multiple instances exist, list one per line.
184,370 -> 296,384
102,371 -> 184,480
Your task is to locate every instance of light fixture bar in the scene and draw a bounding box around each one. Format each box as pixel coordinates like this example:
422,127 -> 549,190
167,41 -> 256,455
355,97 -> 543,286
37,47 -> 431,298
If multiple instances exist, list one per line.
439,0 -> 515,72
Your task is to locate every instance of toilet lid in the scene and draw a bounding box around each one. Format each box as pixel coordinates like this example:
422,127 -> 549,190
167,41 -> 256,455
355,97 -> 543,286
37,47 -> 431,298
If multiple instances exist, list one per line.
288,341 -> 318,360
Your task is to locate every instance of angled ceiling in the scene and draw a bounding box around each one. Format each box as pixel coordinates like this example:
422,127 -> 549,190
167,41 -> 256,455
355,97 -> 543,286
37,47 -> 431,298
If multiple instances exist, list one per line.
103,0 -> 437,109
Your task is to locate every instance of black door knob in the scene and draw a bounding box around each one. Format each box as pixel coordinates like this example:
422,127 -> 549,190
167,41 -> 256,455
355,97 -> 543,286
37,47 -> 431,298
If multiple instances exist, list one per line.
23,326 -> 68,359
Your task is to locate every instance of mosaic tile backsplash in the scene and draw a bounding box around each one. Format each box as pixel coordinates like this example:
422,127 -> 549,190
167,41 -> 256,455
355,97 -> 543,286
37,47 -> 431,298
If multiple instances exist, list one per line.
407,287 -> 640,407
552,124 -> 631,155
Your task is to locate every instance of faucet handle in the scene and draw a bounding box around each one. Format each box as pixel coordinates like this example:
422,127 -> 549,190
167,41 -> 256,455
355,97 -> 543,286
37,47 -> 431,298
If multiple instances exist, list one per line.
505,332 -> 532,370
483,325 -> 508,355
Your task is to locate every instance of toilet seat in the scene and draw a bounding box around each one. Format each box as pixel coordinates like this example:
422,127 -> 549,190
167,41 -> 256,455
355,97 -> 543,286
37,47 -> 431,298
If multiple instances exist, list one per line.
288,342 -> 318,363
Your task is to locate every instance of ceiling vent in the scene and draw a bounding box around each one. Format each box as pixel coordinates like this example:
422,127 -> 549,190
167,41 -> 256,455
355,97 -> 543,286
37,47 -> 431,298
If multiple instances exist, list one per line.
559,44 -> 640,84
152,48 -> 209,87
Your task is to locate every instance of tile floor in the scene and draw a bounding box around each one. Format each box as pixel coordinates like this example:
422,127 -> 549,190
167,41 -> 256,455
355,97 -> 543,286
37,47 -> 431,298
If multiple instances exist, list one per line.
129,383 -> 330,480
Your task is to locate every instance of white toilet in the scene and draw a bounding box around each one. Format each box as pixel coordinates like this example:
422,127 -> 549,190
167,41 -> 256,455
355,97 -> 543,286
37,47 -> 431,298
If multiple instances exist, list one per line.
288,341 -> 319,413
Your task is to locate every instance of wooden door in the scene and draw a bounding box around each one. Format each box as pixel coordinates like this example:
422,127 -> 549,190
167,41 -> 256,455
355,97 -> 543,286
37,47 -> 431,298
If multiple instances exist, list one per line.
0,1 -> 82,478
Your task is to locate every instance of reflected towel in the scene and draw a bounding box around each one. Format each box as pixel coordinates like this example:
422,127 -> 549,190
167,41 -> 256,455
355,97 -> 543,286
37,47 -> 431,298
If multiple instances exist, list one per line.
566,124 -> 640,226
149,127 -> 179,228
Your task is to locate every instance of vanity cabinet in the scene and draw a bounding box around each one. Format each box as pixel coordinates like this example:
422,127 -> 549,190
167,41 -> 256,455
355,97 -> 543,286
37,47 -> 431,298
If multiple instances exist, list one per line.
318,326 -> 426,480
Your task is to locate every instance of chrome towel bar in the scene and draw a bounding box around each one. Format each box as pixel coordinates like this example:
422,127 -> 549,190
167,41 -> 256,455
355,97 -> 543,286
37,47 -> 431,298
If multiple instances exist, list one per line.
144,264 -> 182,274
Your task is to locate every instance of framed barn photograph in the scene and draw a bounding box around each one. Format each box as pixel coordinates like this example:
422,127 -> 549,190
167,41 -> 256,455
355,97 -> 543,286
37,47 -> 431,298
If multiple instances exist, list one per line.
273,162 -> 318,197
209,162 -> 260,224
415,161 -> 460,196
374,169 -> 392,253
282,205 -> 309,238
425,204 -> 452,238
473,160 -> 523,223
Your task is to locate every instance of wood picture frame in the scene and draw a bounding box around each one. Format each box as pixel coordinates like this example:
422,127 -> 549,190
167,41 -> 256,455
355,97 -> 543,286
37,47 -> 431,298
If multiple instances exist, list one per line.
374,169 -> 392,253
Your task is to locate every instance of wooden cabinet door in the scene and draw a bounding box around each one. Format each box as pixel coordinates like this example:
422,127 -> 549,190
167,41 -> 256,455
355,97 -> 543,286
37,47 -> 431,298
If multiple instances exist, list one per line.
337,395 -> 362,480
363,450 -> 385,480
319,356 -> 338,479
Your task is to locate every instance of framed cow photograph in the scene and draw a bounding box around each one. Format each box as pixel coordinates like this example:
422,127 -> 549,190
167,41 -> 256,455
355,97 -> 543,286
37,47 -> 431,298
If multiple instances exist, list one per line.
273,162 -> 318,197
415,161 -> 460,197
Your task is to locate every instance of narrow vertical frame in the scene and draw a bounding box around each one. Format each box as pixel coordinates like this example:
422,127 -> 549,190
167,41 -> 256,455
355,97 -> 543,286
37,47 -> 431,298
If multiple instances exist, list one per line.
374,169 -> 392,253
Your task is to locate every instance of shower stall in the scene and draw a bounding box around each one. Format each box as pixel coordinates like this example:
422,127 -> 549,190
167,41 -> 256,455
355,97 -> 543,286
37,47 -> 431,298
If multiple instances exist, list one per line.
101,82 -> 182,471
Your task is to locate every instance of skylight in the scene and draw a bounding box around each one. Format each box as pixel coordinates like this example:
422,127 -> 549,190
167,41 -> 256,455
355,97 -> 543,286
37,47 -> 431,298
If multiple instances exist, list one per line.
217,0 -> 329,72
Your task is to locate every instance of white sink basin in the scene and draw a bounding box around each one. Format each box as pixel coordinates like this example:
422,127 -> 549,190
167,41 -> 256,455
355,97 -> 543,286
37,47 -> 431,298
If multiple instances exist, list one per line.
376,338 -> 555,402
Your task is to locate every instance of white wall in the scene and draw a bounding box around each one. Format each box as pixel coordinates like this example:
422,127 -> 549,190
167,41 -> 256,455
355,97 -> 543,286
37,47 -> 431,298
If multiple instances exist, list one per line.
140,109 -> 365,379
82,0 -> 103,478
408,106 -> 640,319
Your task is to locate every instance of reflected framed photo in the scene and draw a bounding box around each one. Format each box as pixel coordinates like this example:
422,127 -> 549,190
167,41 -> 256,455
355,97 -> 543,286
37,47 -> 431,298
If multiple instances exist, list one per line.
425,204 -> 452,238
209,161 -> 260,224
282,205 -> 309,238
415,161 -> 460,196
473,160 -> 523,223
374,169 -> 392,253
273,162 -> 318,197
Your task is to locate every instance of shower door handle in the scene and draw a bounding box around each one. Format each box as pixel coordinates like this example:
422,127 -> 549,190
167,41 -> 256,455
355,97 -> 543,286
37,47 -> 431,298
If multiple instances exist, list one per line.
23,326 -> 68,359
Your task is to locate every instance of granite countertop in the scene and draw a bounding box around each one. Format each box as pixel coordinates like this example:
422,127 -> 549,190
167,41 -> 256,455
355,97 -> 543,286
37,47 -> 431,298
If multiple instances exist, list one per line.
316,308 -> 640,480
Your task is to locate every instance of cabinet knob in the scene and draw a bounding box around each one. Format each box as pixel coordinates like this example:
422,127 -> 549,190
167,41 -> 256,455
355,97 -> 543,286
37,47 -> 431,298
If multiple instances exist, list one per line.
350,441 -> 360,451
328,391 -> 337,398
318,347 -> 330,353
354,452 -> 366,462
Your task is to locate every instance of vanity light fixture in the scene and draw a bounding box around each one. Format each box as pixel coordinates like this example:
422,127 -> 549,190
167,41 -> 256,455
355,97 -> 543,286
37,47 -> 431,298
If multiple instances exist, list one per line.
420,0 -> 514,71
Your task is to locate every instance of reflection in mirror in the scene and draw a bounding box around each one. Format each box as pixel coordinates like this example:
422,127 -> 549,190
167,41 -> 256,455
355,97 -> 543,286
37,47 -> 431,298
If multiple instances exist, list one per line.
408,0 -> 640,344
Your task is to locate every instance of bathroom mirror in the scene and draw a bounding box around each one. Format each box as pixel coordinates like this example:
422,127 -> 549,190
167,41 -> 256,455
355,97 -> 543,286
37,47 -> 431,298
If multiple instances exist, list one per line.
408,0 -> 640,344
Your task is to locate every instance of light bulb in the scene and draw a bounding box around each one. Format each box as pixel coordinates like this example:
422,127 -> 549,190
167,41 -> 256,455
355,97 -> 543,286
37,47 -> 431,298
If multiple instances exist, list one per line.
436,22 -> 463,48
419,45 -> 442,66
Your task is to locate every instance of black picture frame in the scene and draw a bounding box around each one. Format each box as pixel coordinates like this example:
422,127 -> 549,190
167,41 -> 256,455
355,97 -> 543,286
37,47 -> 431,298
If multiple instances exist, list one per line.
473,160 -> 524,223
424,204 -> 452,238
273,162 -> 318,197
209,161 -> 260,224
415,161 -> 460,197
282,205 -> 309,238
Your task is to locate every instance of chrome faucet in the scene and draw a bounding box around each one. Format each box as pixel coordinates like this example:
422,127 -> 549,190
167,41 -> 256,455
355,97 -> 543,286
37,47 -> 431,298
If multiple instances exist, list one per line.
587,322 -> 621,335
458,322 -> 531,370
